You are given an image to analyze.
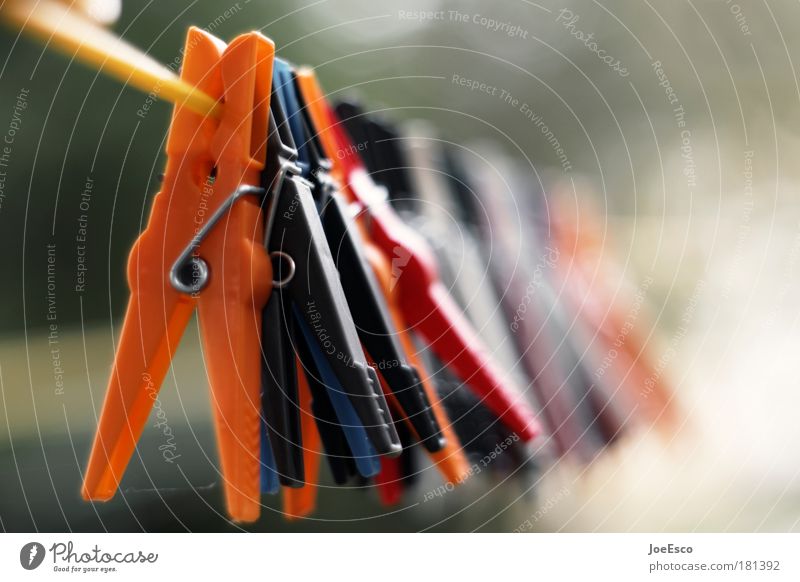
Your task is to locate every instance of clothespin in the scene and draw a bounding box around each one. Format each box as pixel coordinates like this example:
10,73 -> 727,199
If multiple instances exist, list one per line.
460,147 -> 634,459
544,187 -> 678,429
502,171 -> 638,447
263,77 -> 403,483
274,64 -> 444,455
452,145 -> 598,460
385,120 -> 534,393
292,78 -> 472,486
282,361 -> 323,519
82,28 -> 274,522
271,64 -> 467,506
368,122 -> 542,477
295,69 -> 541,445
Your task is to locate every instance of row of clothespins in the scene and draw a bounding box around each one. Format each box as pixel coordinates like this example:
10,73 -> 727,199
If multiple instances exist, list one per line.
79,27 -> 676,523
79,27 -> 541,523
1,4 -> 676,523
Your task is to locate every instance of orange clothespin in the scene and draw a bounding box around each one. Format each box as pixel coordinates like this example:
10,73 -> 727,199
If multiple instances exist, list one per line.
282,359 -> 323,520
82,28 -> 275,522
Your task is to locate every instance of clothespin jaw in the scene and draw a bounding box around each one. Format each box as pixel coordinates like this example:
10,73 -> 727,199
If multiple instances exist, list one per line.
261,288 -> 304,488
82,28 -> 275,523
282,359 -> 323,519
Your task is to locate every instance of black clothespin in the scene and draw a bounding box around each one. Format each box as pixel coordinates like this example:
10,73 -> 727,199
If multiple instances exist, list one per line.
453,145 -> 623,459
260,83 -> 402,473
291,76 -> 445,453
420,348 -> 529,473
260,272 -> 303,487
292,324 -> 360,484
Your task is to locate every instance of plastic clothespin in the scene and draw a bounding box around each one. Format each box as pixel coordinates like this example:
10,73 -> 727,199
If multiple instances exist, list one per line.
274,63 -> 444,454
282,359 -> 323,519
259,100 -> 376,502
544,188 -> 676,428
512,172 -> 637,448
82,28 -> 275,522
294,80 -> 471,486
260,277 -> 303,489
455,146 -> 600,460
259,112 -> 378,486
287,92 -> 449,503
341,117 -> 540,477
262,82 -> 401,471
295,69 -> 540,443
492,164 -> 635,450
459,146 -> 632,459
371,118 -> 534,394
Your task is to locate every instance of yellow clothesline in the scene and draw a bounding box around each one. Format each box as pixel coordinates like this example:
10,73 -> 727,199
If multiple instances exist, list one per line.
1,0 -> 221,119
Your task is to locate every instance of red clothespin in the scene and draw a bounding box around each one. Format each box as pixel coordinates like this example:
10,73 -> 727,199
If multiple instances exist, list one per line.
295,70 -> 540,443
375,456 -> 404,506
82,28 -> 275,522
